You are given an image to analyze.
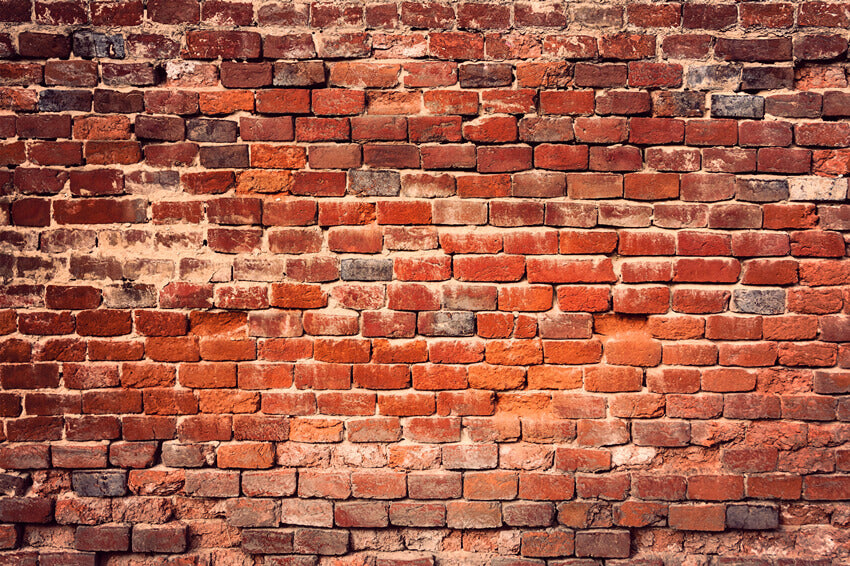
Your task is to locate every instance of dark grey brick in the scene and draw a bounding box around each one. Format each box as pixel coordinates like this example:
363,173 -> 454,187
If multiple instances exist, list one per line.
652,91 -> 705,117
125,170 -> 180,194
418,311 -> 475,337
199,145 -> 249,169
72,471 -> 127,497
741,66 -> 794,91
348,170 -> 400,197
340,259 -> 393,281
161,443 -> 213,468
93,89 -> 144,114
459,63 -> 513,88
736,178 -> 789,202
103,283 -> 157,308
726,504 -> 779,530
442,284 -> 497,311
686,64 -> 741,91
38,89 -> 92,112
186,119 -> 238,143
732,289 -> 785,315
712,94 -> 765,119
73,30 -> 125,59
273,61 -> 326,87
0,472 -> 30,496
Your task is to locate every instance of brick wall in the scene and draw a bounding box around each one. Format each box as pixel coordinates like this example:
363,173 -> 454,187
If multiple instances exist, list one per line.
1,0 -> 850,564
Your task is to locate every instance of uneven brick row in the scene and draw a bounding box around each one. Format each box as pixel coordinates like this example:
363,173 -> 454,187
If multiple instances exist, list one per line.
2,0 -> 850,31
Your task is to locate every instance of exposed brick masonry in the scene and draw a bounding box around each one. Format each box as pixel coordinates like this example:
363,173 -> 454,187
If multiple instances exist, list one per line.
1,0 -> 850,564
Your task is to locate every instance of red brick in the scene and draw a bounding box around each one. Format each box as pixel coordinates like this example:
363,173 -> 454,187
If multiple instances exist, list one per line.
688,475 -> 744,501
747,476 -> 801,502
628,2 -> 681,27
539,90 -> 595,115
702,148 -> 757,175
574,63 -> 627,87
429,31 -> 485,60
575,530 -> 630,558
521,530 -> 575,558
668,504 -> 726,531
515,3 -> 568,28
589,145 -> 642,172
408,471 -> 462,499
409,116 -> 461,144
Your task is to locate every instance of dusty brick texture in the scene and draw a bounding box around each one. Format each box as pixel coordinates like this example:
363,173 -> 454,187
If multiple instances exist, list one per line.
1,0 -> 850,564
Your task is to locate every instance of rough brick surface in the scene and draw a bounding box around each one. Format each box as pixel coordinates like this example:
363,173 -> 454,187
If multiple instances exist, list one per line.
0,2 -> 848,564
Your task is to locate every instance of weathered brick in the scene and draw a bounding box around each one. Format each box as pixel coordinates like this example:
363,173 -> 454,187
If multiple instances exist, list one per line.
732,289 -> 786,315
72,471 -> 127,497
726,504 -> 779,530
131,523 -> 187,553
712,95 -> 765,119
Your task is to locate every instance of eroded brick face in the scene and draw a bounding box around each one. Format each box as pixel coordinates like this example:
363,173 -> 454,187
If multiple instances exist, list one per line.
1,1 -> 850,564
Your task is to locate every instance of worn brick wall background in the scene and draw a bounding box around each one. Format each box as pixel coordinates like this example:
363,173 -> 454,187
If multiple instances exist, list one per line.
1,0 -> 850,564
